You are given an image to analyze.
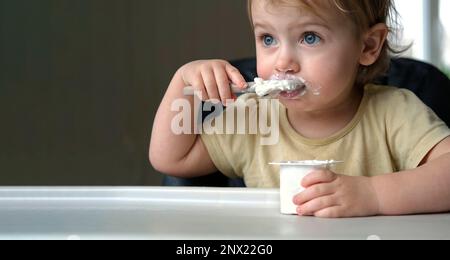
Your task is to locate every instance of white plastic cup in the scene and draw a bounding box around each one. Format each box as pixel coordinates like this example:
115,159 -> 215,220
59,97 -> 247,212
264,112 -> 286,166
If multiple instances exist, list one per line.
270,160 -> 342,215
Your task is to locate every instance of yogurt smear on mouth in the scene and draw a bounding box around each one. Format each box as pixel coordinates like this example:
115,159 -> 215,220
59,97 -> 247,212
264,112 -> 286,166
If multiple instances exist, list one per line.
253,77 -> 305,97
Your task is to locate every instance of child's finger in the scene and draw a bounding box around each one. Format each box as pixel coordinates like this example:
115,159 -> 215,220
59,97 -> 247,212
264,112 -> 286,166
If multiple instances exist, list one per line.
214,66 -> 233,104
313,206 -> 342,218
191,76 -> 208,101
297,195 -> 337,216
201,68 -> 220,102
293,183 -> 334,205
225,63 -> 247,88
301,169 -> 337,188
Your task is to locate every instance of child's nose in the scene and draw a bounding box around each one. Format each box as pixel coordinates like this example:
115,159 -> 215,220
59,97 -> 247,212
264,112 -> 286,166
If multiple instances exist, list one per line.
276,67 -> 296,74
275,48 -> 300,74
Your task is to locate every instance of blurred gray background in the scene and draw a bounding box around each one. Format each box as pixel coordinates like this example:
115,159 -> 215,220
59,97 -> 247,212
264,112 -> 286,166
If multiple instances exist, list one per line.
0,0 -> 254,185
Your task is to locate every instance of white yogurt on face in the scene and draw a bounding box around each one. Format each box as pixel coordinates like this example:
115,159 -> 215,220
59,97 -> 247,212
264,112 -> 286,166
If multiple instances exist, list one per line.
253,77 -> 304,97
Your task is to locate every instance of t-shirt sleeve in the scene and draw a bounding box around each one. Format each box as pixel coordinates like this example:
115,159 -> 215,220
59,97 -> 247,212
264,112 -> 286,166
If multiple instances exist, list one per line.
387,88 -> 450,170
200,131 -> 244,179
200,96 -> 259,179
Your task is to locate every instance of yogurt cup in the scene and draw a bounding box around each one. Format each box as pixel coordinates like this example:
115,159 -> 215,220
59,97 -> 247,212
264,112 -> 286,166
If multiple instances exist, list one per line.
270,160 -> 343,215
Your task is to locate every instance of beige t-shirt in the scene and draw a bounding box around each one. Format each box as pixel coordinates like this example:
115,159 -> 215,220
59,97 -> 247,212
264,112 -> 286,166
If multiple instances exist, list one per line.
200,84 -> 450,188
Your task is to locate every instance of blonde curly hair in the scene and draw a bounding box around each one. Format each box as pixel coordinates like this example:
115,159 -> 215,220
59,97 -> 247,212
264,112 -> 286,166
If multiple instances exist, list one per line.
247,0 -> 403,87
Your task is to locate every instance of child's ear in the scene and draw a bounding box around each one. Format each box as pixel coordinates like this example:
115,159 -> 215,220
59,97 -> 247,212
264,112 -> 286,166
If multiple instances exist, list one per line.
359,23 -> 389,66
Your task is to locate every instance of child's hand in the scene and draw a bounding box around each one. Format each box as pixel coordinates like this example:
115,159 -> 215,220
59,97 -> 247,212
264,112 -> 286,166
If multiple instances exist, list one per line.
293,169 -> 380,218
179,60 -> 248,104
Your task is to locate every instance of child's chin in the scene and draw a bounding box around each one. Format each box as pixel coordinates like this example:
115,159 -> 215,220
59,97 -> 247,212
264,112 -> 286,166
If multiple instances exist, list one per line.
278,97 -> 312,111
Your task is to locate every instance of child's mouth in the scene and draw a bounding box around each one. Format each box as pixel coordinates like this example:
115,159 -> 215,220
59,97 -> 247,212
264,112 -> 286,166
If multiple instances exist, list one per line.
279,86 -> 306,99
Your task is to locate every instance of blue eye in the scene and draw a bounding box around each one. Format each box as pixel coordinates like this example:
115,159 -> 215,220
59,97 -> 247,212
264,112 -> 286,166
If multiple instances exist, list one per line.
262,35 -> 277,47
302,32 -> 321,46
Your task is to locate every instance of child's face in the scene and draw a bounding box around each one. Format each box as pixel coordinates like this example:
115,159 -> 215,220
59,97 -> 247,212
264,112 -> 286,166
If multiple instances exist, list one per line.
252,0 -> 364,112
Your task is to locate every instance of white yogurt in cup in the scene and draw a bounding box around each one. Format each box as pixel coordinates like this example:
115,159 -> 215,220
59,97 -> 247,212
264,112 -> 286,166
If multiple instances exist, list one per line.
270,160 -> 343,215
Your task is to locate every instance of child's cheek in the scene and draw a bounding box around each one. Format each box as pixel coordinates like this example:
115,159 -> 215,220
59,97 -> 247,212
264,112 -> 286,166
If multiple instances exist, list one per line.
256,61 -> 273,80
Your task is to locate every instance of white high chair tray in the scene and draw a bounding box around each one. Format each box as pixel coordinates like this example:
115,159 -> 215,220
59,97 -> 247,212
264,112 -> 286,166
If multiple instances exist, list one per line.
0,187 -> 449,240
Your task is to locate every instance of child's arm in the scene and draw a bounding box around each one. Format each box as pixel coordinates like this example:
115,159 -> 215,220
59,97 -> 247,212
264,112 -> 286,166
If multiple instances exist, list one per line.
149,60 -> 247,177
293,136 -> 450,218
372,136 -> 450,215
